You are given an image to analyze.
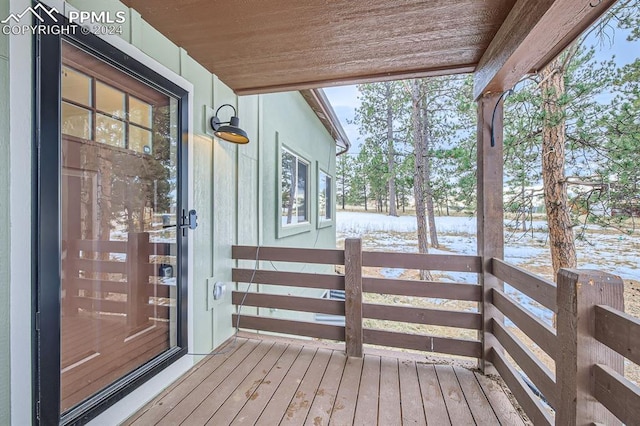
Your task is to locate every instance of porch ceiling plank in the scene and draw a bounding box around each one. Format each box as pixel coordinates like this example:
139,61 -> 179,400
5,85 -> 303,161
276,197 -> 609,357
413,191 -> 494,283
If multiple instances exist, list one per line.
120,0 -> 515,94
473,0 -> 616,99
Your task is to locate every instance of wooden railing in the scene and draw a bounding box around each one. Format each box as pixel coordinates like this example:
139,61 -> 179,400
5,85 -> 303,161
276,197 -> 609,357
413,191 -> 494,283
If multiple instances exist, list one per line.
488,259 -> 640,425
232,239 -> 483,360
232,240 -> 640,425
64,232 -> 175,327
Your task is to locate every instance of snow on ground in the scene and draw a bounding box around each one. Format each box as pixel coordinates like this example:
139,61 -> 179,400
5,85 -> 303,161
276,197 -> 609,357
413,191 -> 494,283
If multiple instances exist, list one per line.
337,211 -> 640,282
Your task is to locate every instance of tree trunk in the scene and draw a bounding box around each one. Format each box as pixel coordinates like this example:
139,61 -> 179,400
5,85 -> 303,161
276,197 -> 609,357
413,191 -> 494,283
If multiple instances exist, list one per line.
411,80 -> 432,281
386,82 -> 398,217
422,90 -> 439,249
540,59 -> 577,277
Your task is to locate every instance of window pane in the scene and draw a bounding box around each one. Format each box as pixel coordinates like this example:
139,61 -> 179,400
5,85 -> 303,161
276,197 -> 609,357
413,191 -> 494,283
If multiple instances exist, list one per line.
281,150 -> 296,225
319,171 -> 327,220
297,160 -> 308,222
62,102 -> 92,139
130,97 -> 152,128
62,66 -> 91,106
326,175 -> 333,220
129,125 -> 153,154
96,113 -> 125,148
96,81 -> 125,118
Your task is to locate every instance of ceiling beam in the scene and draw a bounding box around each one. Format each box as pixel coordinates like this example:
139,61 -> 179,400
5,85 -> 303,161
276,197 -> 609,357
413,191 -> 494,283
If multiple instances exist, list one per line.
473,0 -> 616,99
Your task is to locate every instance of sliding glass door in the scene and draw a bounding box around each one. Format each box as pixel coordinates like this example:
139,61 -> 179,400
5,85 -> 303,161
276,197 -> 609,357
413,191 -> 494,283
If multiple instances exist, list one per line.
35,19 -> 188,425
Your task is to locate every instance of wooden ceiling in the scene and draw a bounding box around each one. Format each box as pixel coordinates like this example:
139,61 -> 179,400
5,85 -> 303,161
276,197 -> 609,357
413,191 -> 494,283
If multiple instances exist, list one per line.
122,0 -> 615,96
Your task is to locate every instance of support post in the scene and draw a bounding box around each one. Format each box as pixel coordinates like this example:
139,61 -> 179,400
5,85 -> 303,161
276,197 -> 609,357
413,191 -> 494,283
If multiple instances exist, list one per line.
556,269 -> 624,425
345,238 -> 363,357
127,232 -> 151,329
477,93 -> 505,373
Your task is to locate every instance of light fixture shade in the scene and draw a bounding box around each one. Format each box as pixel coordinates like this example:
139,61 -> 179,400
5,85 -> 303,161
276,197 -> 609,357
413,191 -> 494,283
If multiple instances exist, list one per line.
210,104 -> 250,144
214,123 -> 250,144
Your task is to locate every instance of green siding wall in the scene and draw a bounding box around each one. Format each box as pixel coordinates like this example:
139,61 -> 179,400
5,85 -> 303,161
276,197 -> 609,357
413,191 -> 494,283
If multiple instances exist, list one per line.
0,0 -> 10,421
2,5 -> 339,417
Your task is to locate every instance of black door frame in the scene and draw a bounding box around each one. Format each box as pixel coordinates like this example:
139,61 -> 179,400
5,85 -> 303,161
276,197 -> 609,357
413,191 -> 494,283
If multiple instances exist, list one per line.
34,10 -> 189,425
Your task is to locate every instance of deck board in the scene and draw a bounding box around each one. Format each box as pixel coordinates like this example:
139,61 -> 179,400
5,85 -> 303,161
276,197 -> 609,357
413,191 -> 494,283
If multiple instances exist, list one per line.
126,335 -> 525,425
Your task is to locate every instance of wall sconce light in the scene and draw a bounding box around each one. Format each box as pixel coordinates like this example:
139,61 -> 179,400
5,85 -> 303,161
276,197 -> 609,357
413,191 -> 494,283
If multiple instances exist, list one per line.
210,104 -> 250,144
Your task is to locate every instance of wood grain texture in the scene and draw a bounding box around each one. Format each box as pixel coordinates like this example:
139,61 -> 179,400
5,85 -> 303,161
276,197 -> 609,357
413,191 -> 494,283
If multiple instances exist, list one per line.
593,363 -> 640,426
398,360 -> 427,425
474,0 -> 616,98
352,355 -> 380,426
276,349 -> 331,425
416,363 -> 451,425
454,367 -> 499,425
254,347 -> 318,425
122,0 -> 515,94
491,348 -> 554,426
363,277 -> 481,301
231,291 -> 344,316
556,269 -> 624,426
474,371 -> 526,426
492,288 -> 557,360
232,245 -> 344,265
232,268 -> 345,290
492,319 -> 557,408
477,93 -> 505,373
345,238 -> 363,357
435,365 -> 475,425
329,356 -> 363,425
594,304 -> 640,366
125,334 -> 524,425
362,251 -> 481,272
491,258 -> 557,312
233,314 -> 345,341
363,303 -> 482,330
378,357 -> 402,425
363,328 -> 482,359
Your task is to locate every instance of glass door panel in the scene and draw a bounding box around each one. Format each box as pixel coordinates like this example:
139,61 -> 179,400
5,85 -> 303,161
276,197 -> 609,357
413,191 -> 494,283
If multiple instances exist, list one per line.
60,40 -> 179,413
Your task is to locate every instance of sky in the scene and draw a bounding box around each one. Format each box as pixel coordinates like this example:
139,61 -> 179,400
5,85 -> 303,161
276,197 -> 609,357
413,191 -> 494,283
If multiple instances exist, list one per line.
323,26 -> 638,155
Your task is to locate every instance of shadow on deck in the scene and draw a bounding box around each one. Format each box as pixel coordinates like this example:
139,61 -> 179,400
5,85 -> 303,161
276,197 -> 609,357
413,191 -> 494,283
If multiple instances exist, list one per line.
125,333 -> 526,425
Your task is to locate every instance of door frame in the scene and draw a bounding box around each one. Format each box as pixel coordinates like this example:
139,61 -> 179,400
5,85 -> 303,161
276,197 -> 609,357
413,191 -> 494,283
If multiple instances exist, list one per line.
33,10 -> 190,425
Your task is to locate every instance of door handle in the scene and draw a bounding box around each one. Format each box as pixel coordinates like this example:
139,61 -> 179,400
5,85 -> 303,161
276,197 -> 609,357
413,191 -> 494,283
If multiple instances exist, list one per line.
179,209 -> 198,230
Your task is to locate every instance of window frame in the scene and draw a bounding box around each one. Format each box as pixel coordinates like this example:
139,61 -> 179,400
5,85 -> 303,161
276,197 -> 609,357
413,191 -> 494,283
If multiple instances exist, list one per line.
277,138 -> 312,238
317,164 -> 334,229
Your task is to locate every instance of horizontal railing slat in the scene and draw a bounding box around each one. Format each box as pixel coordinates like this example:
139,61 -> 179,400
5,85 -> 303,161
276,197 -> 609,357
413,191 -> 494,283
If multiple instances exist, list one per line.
492,289 -> 557,360
491,258 -> 557,312
594,305 -> 640,366
362,251 -> 481,273
593,363 -> 640,425
232,314 -> 345,341
232,245 -> 344,265
363,277 -> 481,301
492,319 -> 557,408
149,242 -> 174,256
363,303 -> 481,330
231,291 -> 344,316
363,328 -> 481,358
491,348 -> 554,426
232,269 -> 344,290
72,239 -> 127,253
73,297 -> 170,319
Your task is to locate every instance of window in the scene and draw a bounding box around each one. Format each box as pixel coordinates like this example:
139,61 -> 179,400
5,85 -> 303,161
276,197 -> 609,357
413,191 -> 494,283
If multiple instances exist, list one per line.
318,170 -> 333,222
281,148 -> 309,226
61,65 -> 155,155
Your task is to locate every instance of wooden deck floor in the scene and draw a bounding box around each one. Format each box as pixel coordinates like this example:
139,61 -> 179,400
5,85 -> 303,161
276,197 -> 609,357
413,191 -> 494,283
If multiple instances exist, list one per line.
125,335 -> 526,425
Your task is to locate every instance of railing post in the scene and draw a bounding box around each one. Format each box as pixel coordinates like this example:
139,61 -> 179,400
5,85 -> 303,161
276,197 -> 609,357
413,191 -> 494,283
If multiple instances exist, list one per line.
127,232 -> 151,329
556,269 -> 624,425
345,238 -> 363,357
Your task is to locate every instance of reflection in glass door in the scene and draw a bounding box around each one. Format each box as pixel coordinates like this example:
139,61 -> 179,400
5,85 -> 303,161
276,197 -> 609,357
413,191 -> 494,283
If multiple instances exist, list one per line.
59,40 -> 180,412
